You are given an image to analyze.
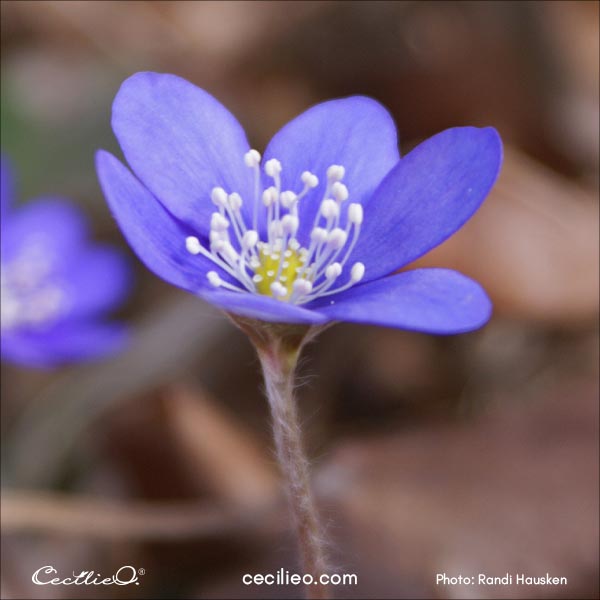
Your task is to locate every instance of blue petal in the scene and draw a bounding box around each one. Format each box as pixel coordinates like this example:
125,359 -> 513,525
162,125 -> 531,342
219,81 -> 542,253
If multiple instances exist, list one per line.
310,268 -> 492,334
353,127 -> 503,282
1,321 -> 128,368
96,150 -> 215,293
1,198 -> 88,264
199,289 -> 326,325
59,245 -> 132,319
262,96 -> 400,243
111,72 -> 253,234
1,154 -> 14,220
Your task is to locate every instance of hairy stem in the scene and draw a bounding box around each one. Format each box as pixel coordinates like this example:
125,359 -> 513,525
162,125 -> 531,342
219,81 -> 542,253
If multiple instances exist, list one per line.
257,336 -> 329,600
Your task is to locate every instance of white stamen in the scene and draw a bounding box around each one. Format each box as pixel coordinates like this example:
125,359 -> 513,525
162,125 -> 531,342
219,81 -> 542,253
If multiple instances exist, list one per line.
211,213 -> 230,232
248,150 -> 262,231
301,171 -> 319,188
348,203 -> 363,225
186,236 -> 202,255
310,227 -> 328,244
281,214 -> 299,236
292,278 -> 312,297
269,220 -> 283,239
327,165 -> 345,181
242,230 -> 258,250
262,186 -> 278,207
211,187 -> 228,207
280,191 -> 297,208
327,228 -> 348,250
228,192 -> 243,212
206,270 -> 247,293
332,182 -> 349,203
264,158 -> 282,177
244,149 -> 261,167
270,281 -> 288,298
320,199 -> 339,220
325,262 -> 342,280
351,262 -> 365,282
207,271 -> 222,287
210,230 -> 228,244
215,241 -> 239,263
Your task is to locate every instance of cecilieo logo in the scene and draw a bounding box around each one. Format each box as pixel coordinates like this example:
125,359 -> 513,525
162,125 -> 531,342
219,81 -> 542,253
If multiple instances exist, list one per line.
32,565 -> 143,586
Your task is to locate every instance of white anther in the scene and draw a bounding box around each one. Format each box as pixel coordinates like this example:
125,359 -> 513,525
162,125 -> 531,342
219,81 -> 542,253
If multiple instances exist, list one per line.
211,187 -> 228,207
207,271 -> 222,288
264,158 -> 282,177
310,227 -> 328,244
185,236 -> 202,255
281,214 -> 299,235
332,182 -> 349,202
211,213 -> 230,232
280,191 -> 297,208
327,228 -> 348,250
242,230 -> 258,250
320,199 -> 340,219
244,149 -> 261,167
351,262 -> 365,282
262,186 -> 278,207
228,192 -> 243,212
325,262 -> 342,280
252,274 -> 263,283
270,281 -> 288,298
301,171 -> 319,188
293,279 -> 313,296
327,165 -> 345,181
348,203 -> 363,225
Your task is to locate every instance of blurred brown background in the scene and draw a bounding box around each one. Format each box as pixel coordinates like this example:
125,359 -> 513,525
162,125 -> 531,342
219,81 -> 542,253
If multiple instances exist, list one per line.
1,1 -> 598,599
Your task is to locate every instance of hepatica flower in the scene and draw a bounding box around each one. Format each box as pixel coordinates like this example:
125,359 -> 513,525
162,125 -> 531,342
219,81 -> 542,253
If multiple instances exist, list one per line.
96,72 -> 502,595
1,157 -> 131,368
96,72 -> 502,333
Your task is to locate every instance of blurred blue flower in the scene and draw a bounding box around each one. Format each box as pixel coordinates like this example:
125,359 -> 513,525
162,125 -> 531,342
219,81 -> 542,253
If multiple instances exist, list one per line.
97,72 -> 502,333
1,157 -> 131,368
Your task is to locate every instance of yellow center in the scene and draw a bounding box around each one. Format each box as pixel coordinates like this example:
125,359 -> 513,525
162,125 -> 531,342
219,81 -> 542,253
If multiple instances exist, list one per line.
254,246 -> 306,299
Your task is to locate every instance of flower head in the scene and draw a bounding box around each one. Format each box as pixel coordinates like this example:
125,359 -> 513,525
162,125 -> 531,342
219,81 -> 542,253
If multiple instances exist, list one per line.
97,72 -> 502,333
1,157 -> 131,367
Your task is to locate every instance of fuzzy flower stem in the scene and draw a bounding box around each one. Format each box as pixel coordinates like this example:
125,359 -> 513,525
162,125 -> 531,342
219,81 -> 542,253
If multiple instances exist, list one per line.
229,316 -> 330,600
260,348 -> 329,598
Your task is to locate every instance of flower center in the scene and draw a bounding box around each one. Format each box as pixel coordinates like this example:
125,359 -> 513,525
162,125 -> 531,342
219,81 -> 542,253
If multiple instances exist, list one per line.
253,245 -> 305,300
185,149 -> 365,305
0,247 -> 65,331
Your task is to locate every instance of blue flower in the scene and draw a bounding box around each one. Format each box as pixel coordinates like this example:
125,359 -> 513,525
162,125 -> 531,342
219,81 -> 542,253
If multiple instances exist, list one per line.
1,157 -> 131,367
97,72 -> 502,333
